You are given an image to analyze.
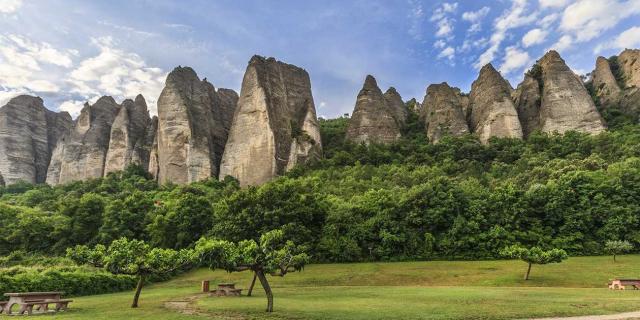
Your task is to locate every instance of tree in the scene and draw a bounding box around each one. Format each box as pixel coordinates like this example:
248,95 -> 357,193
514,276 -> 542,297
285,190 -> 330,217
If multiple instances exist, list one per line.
195,229 -> 309,312
67,238 -> 194,307
501,245 -> 568,280
604,240 -> 633,262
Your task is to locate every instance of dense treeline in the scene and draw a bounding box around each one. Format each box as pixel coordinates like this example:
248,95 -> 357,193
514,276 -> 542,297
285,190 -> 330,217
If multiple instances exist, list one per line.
2,108 -> 640,261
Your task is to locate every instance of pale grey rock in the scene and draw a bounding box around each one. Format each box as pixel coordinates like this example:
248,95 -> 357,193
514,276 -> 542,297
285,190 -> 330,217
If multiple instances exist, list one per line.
47,96 -> 120,185
104,95 -> 151,175
346,75 -> 403,144
538,51 -> 605,135
147,117 -> 160,179
592,56 -> 622,109
0,95 -> 71,185
618,49 -> 640,88
514,75 -> 542,137
220,56 -> 322,187
383,87 -> 408,127
156,66 -> 238,184
421,83 -> 470,143
469,64 -> 523,143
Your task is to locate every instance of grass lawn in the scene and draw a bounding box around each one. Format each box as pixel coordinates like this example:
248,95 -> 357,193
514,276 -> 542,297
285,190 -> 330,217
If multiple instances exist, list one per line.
4,255 -> 640,319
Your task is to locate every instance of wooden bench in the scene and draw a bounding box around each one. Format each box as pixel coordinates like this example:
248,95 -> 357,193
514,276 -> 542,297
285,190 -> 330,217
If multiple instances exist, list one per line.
15,299 -> 73,315
210,283 -> 243,297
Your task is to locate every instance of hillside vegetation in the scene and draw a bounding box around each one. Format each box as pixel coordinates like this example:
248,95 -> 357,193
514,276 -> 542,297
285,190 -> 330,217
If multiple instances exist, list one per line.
1,107 -> 640,262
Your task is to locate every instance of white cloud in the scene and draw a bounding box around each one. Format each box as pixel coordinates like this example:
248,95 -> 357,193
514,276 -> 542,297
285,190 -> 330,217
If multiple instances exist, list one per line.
538,13 -> 559,28
0,88 -> 25,107
462,6 -> 490,33
499,46 -> 532,75
434,39 -> 446,49
58,100 -> 87,118
539,0 -> 571,8
550,34 -> 573,52
437,46 -> 456,60
69,37 -> 166,115
474,0 -> 538,69
0,0 -> 22,14
595,26 -> 640,53
431,2 -> 458,39
408,0 -> 426,40
560,0 -> 640,43
522,28 -> 548,47
0,34 -> 74,94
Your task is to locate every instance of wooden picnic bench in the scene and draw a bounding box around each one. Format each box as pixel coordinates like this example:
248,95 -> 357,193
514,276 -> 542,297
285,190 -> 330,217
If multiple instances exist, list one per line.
2,292 -> 72,315
609,279 -> 640,290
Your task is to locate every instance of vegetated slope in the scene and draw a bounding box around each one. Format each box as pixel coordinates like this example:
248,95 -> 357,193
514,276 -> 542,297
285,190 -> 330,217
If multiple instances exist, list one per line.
2,102 -> 640,262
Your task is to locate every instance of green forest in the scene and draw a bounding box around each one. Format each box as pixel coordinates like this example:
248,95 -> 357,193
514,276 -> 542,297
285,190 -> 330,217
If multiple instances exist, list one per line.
2,103 -> 640,264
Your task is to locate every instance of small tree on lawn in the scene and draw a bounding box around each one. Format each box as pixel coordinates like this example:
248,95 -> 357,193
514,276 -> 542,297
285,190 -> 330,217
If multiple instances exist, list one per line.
67,238 -> 195,308
500,245 -> 568,280
604,240 -> 633,262
195,229 -> 309,312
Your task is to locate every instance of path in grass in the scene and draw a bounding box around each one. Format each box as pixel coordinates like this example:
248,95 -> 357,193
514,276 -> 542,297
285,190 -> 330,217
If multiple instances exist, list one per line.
529,310 -> 640,320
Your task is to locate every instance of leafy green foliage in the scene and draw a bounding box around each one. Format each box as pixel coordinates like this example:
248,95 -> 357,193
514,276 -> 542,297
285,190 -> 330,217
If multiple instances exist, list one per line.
501,246 -> 568,265
604,240 -> 633,261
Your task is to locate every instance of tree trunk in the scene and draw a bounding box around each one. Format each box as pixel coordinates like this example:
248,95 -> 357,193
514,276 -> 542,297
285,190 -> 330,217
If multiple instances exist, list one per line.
256,270 -> 273,312
524,263 -> 532,280
614,254 -> 617,262
247,272 -> 257,297
132,275 -> 146,308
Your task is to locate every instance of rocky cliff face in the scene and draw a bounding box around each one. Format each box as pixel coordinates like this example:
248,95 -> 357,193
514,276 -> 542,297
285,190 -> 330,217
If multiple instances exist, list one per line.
155,66 -> 238,185
470,64 -> 523,143
0,95 -> 72,185
421,83 -> 470,143
219,56 -> 322,187
346,75 -> 404,144
384,87 -> 408,127
513,75 -> 542,137
104,95 -> 152,175
536,51 -> 605,135
592,57 -> 622,109
47,96 -> 121,185
591,50 -> 640,117
618,49 -> 640,88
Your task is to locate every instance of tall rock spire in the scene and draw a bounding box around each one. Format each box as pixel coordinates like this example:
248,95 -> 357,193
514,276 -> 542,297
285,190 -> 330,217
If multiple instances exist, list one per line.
469,64 -> 523,143
219,56 -> 322,187
421,83 -> 470,143
155,66 -> 238,184
346,75 -> 405,144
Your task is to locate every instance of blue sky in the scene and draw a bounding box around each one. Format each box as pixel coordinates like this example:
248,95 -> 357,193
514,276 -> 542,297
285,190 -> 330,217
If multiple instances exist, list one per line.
1,0 -> 639,118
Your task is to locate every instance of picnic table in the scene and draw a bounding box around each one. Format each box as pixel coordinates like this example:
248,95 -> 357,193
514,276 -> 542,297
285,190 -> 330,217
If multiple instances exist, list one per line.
210,283 -> 242,297
1,292 -> 72,315
609,279 -> 640,290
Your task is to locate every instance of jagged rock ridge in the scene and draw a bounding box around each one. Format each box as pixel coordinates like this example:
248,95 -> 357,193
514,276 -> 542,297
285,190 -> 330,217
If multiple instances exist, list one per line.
346,75 -> 406,144
0,96 -> 72,185
47,97 -> 121,185
220,56 -> 322,187
155,66 -> 238,185
470,64 -> 523,144
421,83 -> 470,143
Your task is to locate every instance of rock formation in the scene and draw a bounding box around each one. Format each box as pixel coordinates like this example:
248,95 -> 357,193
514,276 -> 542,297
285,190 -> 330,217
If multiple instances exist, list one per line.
219,56 -> 322,187
0,95 -> 72,185
0,171 -> 4,187
469,64 -> 523,143
513,75 -> 542,137
536,51 -> 605,134
46,96 -> 121,185
591,50 -> 640,117
155,66 -> 238,185
421,83 -> 470,143
384,87 -> 408,127
618,49 -> 640,88
346,75 -> 404,144
147,117 -> 160,179
407,98 -> 422,115
592,56 -> 622,108
104,95 -> 152,175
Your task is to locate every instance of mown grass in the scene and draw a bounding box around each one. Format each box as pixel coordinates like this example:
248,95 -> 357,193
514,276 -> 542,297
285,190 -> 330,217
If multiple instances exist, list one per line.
4,255 -> 640,319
